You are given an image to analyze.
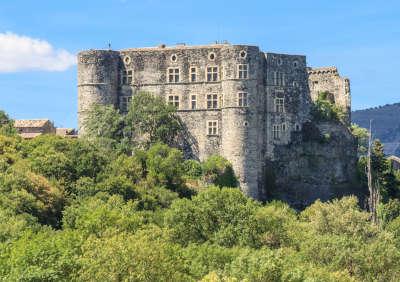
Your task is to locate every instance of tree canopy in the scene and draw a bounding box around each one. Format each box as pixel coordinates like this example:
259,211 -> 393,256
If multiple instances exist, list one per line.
1,106 -> 400,281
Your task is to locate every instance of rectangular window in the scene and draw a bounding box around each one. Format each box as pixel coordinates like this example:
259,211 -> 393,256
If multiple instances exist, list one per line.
275,98 -> 285,113
238,64 -> 248,79
207,120 -> 218,135
207,66 -> 218,82
207,94 -> 218,109
120,96 -> 132,112
273,124 -> 281,140
191,95 -> 197,109
273,72 -> 285,86
190,67 -> 197,82
168,95 -> 179,108
122,70 -> 133,85
238,92 -> 248,107
168,68 -> 179,83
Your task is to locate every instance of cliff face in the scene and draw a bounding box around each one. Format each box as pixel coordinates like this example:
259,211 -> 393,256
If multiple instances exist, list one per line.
267,120 -> 363,209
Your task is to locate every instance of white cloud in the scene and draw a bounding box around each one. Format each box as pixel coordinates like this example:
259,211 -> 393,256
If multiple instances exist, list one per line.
0,32 -> 76,73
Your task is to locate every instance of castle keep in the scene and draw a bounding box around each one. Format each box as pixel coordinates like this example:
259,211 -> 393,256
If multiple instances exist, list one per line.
78,43 -> 356,205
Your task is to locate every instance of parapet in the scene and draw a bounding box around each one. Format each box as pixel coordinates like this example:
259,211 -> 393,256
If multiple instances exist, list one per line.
307,66 -> 339,75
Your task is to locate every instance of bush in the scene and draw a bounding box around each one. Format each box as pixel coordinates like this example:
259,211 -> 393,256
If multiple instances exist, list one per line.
202,155 -> 238,188
311,92 -> 346,123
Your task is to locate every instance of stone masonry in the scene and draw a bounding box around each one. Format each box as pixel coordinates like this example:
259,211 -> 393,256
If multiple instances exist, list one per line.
77,43 -> 356,203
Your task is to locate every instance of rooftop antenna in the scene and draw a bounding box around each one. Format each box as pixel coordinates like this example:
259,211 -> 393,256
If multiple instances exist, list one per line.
108,42 -> 112,50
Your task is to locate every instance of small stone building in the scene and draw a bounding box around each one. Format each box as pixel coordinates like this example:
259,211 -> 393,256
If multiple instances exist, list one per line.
14,119 -> 56,139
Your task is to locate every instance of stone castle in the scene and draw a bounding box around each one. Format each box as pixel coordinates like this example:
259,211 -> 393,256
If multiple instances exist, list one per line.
78,43 -> 358,206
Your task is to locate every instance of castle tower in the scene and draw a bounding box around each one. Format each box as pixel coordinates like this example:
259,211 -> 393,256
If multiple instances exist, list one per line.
219,45 -> 265,198
77,50 -> 120,134
307,67 -> 351,124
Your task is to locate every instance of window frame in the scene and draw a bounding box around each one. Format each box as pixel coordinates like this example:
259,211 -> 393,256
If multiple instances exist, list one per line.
206,94 -> 219,109
191,94 -> 197,110
167,95 -> 180,109
207,120 -> 219,136
206,66 -> 219,82
273,72 -> 285,86
190,67 -> 197,82
121,69 -> 133,85
167,67 -> 180,83
273,124 -> 281,140
274,97 -> 285,113
238,92 -> 248,107
237,64 -> 249,79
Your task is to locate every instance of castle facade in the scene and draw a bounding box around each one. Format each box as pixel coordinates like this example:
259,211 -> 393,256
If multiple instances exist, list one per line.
78,43 -> 352,201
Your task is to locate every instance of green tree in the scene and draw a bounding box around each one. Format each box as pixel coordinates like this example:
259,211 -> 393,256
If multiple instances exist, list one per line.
77,229 -> 191,281
311,92 -> 346,123
0,229 -> 83,281
202,155 -> 238,188
351,123 -> 369,156
125,92 -> 183,148
0,110 -> 16,136
165,187 -> 261,247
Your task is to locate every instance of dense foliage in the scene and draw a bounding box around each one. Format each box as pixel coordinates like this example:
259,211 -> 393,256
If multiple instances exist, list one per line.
2,102 -> 400,281
311,91 -> 346,123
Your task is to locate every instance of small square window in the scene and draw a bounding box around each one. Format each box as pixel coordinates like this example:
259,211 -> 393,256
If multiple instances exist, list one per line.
207,66 -> 218,82
168,95 -> 179,108
207,94 -> 218,109
207,120 -> 218,135
168,68 -> 179,83
238,64 -> 248,79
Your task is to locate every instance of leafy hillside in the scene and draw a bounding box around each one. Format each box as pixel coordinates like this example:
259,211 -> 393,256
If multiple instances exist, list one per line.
1,96 -> 400,281
352,103 -> 400,156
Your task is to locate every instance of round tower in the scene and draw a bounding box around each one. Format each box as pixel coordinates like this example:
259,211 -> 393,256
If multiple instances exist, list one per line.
77,50 -> 120,135
220,45 -> 265,199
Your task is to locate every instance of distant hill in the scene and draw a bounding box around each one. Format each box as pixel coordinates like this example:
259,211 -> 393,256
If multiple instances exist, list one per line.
352,103 -> 400,156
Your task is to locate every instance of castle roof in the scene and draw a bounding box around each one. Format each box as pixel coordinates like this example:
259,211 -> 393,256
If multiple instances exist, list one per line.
14,119 -> 51,128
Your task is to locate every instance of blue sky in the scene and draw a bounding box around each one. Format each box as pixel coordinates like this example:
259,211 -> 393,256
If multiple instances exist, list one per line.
0,0 -> 399,128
